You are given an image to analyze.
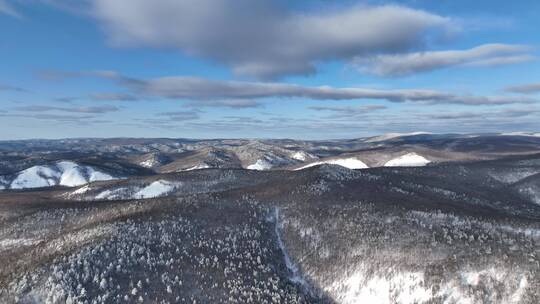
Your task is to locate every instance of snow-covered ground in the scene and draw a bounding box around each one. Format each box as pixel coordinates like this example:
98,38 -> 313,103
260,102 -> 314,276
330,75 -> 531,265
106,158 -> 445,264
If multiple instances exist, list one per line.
247,159 -> 273,170
71,185 -> 92,195
295,157 -> 369,170
328,265 -> 528,304
88,180 -> 182,200
291,151 -> 315,162
139,158 -> 157,168
10,166 -> 60,189
95,188 -> 127,200
384,153 -> 431,167
6,161 -> 116,189
134,180 -> 181,199
500,132 -> 540,137
181,163 -> 211,171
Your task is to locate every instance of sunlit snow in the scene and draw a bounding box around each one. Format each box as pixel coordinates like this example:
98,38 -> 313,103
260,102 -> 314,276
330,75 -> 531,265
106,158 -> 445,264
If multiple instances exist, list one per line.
247,159 -> 273,170
384,153 -> 431,167
134,180 -> 181,199
291,151 -> 314,161
10,166 -> 60,189
295,158 -> 369,170
8,161 -> 116,189
181,163 -> 211,171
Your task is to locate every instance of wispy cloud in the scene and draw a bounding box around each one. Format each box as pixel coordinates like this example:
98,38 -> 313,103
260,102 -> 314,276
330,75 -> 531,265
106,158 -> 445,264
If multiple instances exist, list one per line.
185,99 -> 262,109
426,108 -> 540,120
0,83 -> 27,92
54,96 -> 80,103
36,69 -> 124,82
310,105 -> 387,113
309,105 -> 387,119
45,70 -> 540,106
0,112 -> 100,124
184,107 -> 540,137
505,82 -> 540,94
125,75 -> 538,106
156,110 -> 200,121
14,105 -> 119,114
355,44 -> 535,77
0,0 -> 21,18
52,92 -> 140,103
89,92 -> 140,101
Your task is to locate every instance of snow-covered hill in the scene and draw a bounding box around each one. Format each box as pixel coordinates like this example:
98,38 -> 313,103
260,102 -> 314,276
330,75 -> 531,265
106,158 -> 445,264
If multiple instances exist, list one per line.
4,161 -> 117,189
384,153 -> 431,167
295,157 -> 369,170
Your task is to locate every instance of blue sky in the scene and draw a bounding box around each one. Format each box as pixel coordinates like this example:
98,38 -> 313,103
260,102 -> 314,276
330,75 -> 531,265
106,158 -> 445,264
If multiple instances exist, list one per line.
0,0 -> 539,140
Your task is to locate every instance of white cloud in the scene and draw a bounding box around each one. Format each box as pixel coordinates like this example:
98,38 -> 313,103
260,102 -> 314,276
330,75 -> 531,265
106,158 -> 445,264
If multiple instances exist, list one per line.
59,70 -> 539,106
129,76 -> 538,106
90,0 -> 452,79
355,44 -> 535,76
0,0 -> 20,18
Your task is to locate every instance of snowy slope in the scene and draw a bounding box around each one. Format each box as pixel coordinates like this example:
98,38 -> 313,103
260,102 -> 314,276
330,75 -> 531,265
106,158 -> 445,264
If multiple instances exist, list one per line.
295,157 -> 369,170
291,151 -> 315,162
247,159 -> 273,170
57,161 -> 90,187
10,166 -> 61,189
7,161 -> 116,189
88,180 -> 182,200
384,153 -> 431,167
140,158 -> 157,168
134,180 -> 181,199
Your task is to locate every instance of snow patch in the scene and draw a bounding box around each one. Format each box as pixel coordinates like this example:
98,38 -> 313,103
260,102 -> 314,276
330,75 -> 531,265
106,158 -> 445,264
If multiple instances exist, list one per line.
328,265 -> 528,304
181,163 -> 210,171
332,269 -> 432,304
87,169 -> 114,182
247,159 -> 272,171
140,159 -> 154,168
291,151 -> 314,161
500,131 -> 540,137
384,153 -> 431,167
71,185 -> 92,196
295,158 -> 368,170
95,188 -> 127,200
134,180 -> 181,199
